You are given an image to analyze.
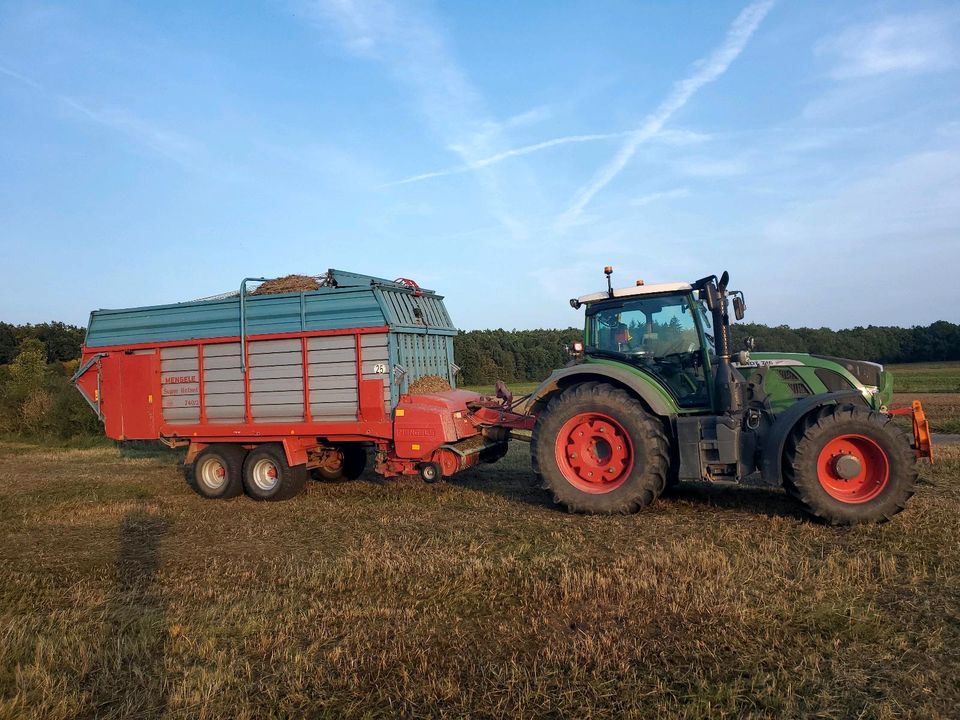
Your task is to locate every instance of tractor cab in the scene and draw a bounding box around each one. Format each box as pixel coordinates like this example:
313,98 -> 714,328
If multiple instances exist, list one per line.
569,267 -> 741,412
582,287 -> 713,409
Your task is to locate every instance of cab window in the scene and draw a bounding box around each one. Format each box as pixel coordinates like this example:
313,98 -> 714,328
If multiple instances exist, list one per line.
586,294 -> 710,407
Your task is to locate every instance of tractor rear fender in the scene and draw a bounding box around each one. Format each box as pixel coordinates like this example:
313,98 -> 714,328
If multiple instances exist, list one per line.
521,365 -> 678,418
758,390 -> 867,484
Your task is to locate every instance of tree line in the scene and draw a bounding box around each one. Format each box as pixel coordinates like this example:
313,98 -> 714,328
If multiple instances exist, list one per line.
456,321 -> 960,383
0,319 -> 958,439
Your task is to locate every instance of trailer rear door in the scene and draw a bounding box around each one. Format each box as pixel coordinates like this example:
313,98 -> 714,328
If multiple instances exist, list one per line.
118,351 -> 158,439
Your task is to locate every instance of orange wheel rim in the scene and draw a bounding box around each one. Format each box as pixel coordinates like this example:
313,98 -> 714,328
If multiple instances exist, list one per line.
816,434 -> 889,503
555,412 -> 633,494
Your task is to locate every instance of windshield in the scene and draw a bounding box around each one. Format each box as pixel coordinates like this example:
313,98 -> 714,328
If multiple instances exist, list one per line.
586,293 -> 710,407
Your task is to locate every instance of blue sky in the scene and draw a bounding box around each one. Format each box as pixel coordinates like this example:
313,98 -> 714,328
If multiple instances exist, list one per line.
1,0 -> 958,331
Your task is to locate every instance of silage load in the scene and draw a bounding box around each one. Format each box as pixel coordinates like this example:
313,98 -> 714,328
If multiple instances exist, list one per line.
251,275 -> 321,295
408,375 -> 452,394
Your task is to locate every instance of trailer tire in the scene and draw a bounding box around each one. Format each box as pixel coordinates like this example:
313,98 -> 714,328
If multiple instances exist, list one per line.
311,444 -> 368,481
186,444 -> 246,500
419,461 -> 442,483
783,404 -> 917,525
242,444 -> 308,501
531,383 -> 669,514
341,445 -> 367,479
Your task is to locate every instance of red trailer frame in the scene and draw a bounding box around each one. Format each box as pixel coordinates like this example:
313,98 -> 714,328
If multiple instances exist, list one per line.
74,324 -> 534,488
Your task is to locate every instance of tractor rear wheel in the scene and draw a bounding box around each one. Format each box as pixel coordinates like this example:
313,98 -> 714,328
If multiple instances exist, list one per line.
783,404 -> 917,525
531,383 -> 669,513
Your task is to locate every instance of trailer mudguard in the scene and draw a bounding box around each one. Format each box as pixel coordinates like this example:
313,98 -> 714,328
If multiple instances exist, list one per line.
520,364 -> 678,417
758,390 -> 867,485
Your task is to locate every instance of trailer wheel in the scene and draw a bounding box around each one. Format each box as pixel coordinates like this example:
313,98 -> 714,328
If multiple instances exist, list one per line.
419,462 -> 442,483
311,444 -> 368,481
242,444 -> 307,501
186,444 -> 245,500
783,404 -> 917,525
531,383 -> 669,513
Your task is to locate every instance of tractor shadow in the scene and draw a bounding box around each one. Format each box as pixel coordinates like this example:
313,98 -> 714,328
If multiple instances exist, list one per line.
661,481 -> 808,521
82,508 -> 169,718
454,458 -> 807,521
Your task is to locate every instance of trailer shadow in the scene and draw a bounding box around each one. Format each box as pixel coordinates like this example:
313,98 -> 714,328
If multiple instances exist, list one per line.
82,507 -> 169,718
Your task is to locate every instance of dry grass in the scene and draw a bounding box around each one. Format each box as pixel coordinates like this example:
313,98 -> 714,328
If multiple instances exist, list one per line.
1,440 -> 958,719
893,393 -> 960,434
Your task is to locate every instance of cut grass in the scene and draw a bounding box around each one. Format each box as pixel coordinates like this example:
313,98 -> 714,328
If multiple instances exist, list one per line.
1,440 -> 958,719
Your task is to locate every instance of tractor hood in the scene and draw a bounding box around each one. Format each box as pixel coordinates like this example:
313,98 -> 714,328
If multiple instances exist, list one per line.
734,352 -> 893,409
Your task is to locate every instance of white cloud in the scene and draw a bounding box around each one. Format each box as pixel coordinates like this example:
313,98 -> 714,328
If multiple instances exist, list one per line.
0,63 -> 201,167
747,147 -> 960,328
765,148 -> 960,245
555,0 -> 775,231
631,187 -> 690,207
675,157 -> 749,178
818,14 -> 957,80
302,0 -> 535,236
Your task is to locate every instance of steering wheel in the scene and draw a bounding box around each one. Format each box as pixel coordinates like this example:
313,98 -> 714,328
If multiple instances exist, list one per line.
658,351 -> 690,368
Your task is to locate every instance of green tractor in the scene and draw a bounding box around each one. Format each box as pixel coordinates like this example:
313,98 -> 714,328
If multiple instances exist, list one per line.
524,268 -> 933,524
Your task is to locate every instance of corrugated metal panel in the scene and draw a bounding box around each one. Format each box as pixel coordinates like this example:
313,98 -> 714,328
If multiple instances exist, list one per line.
361,334 -> 391,411
308,335 -> 358,420
248,338 -> 303,423
86,287 -> 386,348
86,271 -> 459,350
375,288 -> 456,334
160,346 -> 199,424
203,343 -> 244,423
392,332 -> 456,398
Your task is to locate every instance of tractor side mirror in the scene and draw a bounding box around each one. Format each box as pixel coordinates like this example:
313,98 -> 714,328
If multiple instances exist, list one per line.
744,336 -> 755,351
732,295 -> 745,321
718,271 -> 729,292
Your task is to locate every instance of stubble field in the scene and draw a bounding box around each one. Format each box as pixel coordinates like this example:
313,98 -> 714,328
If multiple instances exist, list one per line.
1,434 -> 958,719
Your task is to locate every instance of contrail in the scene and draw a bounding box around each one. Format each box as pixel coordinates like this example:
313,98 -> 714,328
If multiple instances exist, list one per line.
384,131 -> 629,187
556,0 -> 775,230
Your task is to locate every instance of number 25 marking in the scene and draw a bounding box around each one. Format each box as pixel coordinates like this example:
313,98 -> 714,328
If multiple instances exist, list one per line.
372,363 -> 387,374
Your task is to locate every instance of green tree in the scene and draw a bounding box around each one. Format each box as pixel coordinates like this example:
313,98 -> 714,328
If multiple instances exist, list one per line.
9,338 -> 47,398
0,323 -> 16,364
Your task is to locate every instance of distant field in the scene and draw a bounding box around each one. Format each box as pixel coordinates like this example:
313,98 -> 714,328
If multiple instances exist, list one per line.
463,381 -> 541,397
887,361 -> 960,393
1,440 -> 957,718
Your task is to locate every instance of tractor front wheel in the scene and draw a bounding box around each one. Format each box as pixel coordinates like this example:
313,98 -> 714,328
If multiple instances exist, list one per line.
783,405 -> 917,524
531,383 -> 669,513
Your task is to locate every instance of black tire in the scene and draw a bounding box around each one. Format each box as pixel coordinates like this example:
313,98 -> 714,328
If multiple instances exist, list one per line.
185,444 -> 246,500
341,445 -> 368,480
242,444 -> 308,501
782,404 -> 917,525
311,444 -> 368,481
419,462 -> 442,483
531,383 -> 670,513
